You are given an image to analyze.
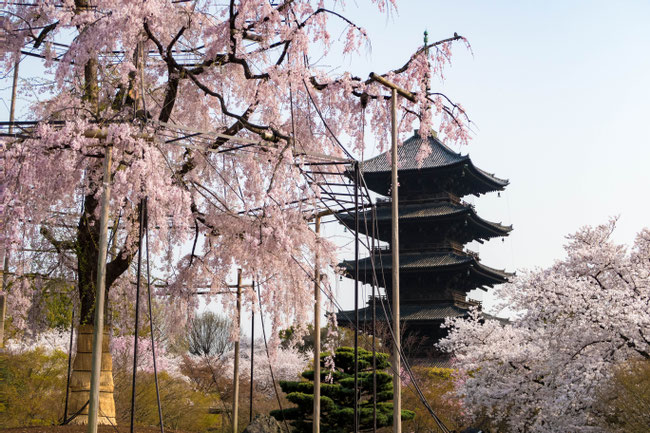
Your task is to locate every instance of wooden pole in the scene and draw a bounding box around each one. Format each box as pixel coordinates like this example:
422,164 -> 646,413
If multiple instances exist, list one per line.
312,216 -> 321,433
371,206 -> 377,433
0,59 -> 19,348
368,73 -> 404,433
353,163 -> 360,433
390,88 -> 401,433
87,144 -> 113,433
232,269 -> 243,433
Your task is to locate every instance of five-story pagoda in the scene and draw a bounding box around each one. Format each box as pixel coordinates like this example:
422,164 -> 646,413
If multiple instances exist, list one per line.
337,130 -> 512,360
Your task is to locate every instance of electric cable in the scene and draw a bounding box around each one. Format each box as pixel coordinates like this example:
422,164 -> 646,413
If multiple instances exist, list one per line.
145,198 -> 165,433
255,280 -> 291,433
129,197 -> 147,433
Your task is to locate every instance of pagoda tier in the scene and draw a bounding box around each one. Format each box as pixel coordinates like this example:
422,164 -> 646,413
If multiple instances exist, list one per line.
340,251 -> 511,296
337,198 -> 512,247
360,131 -> 508,198
336,297 -> 508,359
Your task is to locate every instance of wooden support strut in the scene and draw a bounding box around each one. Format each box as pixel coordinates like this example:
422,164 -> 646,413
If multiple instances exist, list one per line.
369,73 -> 417,103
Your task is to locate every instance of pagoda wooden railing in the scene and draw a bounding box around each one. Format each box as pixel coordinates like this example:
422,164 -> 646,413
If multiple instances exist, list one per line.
376,192 -> 473,208
373,241 -> 480,259
452,292 -> 482,309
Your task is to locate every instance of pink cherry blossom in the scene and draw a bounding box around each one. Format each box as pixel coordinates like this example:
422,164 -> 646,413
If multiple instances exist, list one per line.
440,219 -> 650,433
1,0 -> 470,357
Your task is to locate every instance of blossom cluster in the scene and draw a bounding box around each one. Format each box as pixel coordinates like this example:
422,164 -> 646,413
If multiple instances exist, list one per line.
441,219 -> 650,432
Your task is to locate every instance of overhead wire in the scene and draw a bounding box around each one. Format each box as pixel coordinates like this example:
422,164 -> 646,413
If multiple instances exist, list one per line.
255,279 -> 291,433
356,172 -> 453,433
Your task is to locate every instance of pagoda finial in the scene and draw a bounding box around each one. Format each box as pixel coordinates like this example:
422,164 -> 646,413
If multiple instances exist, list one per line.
423,30 -> 429,56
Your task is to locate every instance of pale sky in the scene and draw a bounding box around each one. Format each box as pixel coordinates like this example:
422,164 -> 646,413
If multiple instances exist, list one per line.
330,0 -> 650,313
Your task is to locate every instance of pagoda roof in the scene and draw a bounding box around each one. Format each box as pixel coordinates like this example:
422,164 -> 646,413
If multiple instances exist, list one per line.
361,133 -> 466,173
359,131 -> 508,196
340,251 -> 512,287
336,302 -> 508,324
337,200 -> 512,240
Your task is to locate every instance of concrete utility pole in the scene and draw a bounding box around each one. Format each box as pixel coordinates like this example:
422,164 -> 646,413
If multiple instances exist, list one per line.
390,87 -> 401,433
87,144 -> 113,433
232,268 -> 243,433
313,216 -> 321,433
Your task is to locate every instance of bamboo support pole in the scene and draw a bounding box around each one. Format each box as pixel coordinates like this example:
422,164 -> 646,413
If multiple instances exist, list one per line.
87,144 -> 113,433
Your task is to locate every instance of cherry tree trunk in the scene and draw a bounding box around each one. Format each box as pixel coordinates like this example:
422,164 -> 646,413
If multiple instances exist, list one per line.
67,325 -> 116,425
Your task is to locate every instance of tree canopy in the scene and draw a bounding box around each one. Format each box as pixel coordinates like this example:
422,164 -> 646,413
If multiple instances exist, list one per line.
441,219 -> 650,433
0,0 -> 470,340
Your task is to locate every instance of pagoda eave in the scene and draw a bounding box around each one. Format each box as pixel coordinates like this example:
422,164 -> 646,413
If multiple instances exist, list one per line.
362,160 -> 508,198
339,252 -> 512,288
336,302 -> 507,325
336,201 -> 512,243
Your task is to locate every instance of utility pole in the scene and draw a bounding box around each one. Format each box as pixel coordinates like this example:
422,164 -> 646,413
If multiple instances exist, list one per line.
232,268 -> 243,433
353,163 -> 360,433
312,215 -> 321,433
371,206 -> 377,433
389,88 -> 401,433
87,144 -> 113,433
368,72 -> 414,433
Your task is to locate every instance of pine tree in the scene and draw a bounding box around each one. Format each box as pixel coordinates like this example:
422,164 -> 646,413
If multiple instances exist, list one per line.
271,347 -> 415,433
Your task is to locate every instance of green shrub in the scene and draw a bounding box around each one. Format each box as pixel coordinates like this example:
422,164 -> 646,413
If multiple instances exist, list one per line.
113,368 -> 220,431
271,347 -> 414,433
0,348 -> 68,427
